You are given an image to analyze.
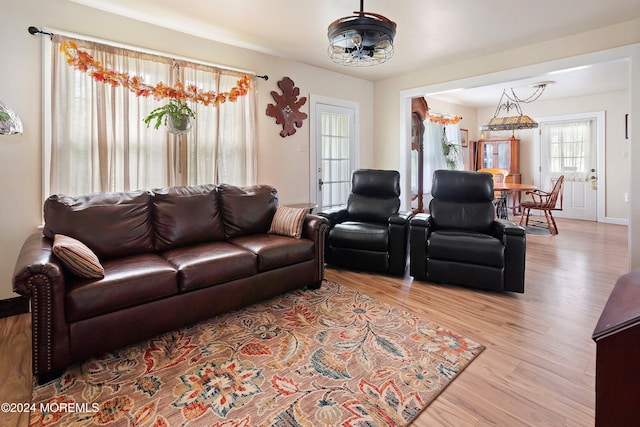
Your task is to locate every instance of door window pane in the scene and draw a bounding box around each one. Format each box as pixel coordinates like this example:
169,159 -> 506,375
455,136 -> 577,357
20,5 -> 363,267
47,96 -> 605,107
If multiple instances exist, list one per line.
321,111 -> 351,209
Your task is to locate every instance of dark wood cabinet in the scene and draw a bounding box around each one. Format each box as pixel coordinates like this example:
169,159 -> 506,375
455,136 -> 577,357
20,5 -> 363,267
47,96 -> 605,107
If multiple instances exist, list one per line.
592,269 -> 640,427
476,137 -> 521,184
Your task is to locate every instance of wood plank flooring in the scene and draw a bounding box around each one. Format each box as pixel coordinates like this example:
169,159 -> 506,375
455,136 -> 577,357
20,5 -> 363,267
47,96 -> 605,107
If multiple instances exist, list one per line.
0,218 -> 629,426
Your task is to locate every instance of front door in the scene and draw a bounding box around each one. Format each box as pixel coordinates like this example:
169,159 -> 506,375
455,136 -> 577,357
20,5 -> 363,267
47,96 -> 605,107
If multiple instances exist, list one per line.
539,117 -> 598,221
310,98 -> 357,211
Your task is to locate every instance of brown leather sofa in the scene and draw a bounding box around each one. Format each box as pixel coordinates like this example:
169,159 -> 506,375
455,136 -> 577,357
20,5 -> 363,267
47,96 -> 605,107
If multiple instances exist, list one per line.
13,183 -> 328,383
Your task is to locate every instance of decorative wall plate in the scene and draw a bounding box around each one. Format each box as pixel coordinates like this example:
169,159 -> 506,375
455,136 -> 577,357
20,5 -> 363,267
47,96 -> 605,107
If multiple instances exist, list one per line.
266,77 -> 308,137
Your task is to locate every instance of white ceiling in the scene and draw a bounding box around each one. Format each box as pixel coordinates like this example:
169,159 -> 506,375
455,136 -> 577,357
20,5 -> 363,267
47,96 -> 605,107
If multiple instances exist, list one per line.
429,59 -> 630,108
71,0 -> 640,105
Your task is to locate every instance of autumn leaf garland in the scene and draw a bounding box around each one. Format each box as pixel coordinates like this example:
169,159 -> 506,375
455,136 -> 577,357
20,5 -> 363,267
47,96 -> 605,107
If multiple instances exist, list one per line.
425,111 -> 461,125
60,41 -> 251,106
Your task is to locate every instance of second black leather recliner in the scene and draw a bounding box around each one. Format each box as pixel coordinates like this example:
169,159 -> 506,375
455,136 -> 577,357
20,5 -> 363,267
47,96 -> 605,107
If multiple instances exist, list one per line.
318,169 -> 412,275
410,170 -> 526,292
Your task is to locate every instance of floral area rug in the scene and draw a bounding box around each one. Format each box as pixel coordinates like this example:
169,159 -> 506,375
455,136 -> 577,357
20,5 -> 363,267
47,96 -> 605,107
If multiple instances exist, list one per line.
31,280 -> 484,426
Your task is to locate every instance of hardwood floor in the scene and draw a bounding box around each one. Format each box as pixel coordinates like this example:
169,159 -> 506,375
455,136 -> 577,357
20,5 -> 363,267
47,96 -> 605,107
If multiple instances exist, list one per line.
0,218 -> 628,426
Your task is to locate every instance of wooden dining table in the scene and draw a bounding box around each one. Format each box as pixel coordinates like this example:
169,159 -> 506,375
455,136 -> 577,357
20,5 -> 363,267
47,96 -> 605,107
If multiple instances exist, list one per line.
493,182 -> 537,218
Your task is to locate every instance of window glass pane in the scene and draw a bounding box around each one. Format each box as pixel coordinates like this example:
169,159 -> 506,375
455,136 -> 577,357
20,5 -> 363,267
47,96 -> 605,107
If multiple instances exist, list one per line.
546,120 -> 592,177
320,111 -> 351,208
497,143 -> 510,169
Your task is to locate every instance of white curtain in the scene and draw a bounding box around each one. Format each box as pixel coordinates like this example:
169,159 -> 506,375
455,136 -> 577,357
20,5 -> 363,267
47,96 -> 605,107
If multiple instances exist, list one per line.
48,35 -> 256,196
422,121 -> 463,196
540,119 -> 593,189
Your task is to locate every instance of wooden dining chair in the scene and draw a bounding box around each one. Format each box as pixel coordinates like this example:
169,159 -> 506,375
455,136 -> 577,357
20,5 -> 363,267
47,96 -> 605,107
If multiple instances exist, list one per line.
519,175 -> 565,235
477,168 -> 509,184
478,168 -> 510,219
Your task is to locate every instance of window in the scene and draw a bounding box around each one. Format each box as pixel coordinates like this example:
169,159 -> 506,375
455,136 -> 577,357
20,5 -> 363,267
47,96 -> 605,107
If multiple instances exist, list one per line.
542,119 -> 594,180
45,34 -> 256,197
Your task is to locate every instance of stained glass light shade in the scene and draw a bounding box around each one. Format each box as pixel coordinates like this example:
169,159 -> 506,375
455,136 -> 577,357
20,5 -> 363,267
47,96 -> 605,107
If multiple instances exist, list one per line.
480,115 -> 539,131
0,100 -> 23,135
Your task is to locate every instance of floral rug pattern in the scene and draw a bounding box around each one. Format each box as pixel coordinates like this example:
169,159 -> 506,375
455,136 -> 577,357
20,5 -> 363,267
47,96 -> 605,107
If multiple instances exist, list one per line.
31,280 -> 484,426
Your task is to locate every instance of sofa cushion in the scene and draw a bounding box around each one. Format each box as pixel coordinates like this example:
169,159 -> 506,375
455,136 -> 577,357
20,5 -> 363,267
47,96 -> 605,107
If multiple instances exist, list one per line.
218,184 -> 278,238
347,194 -> 400,223
428,230 -> 504,268
329,221 -> 389,252
162,241 -> 257,292
430,199 -> 495,233
152,184 -> 225,251
44,190 -> 154,259
347,169 -> 401,223
268,205 -> 307,238
230,234 -> 315,272
65,253 -> 178,322
52,234 -> 105,279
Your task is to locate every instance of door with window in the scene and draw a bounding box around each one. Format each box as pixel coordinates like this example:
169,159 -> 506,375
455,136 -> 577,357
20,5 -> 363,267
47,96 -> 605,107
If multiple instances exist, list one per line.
310,97 -> 357,211
539,118 -> 598,220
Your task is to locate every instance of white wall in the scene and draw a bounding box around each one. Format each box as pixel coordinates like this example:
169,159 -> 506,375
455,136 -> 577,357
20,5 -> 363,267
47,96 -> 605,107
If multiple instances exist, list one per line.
0,0 -> 374,299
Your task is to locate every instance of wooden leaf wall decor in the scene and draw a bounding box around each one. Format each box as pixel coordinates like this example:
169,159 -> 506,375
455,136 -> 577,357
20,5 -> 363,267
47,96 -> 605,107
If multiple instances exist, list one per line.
266,77 -> 308,137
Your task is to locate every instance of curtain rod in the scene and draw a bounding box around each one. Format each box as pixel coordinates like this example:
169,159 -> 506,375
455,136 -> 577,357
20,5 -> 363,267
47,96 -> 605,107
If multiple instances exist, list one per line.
27,26 -> 268,80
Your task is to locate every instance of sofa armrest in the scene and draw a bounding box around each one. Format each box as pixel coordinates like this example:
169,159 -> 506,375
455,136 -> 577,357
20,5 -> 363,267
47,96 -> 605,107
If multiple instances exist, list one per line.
316,206 -> 348,228
492,218 -> 526,238
387,211 -> 413,275
389,210 -> 413,225
409,213 -> 432,280
13,232 -> 71,377
410,212 -> 432,229
491,219 -> 526,293
301,214 -> 330,241
13,233 -> 63,296
301,214 -> 330,287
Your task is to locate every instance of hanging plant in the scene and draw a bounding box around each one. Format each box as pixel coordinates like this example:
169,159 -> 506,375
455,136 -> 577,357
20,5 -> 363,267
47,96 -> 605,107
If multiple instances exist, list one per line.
143,98 -> 196,134
441,128 -> 460,170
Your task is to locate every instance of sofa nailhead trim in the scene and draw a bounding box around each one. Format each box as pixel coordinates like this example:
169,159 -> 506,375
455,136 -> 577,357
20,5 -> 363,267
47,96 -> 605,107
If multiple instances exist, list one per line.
27,274 -> 53,375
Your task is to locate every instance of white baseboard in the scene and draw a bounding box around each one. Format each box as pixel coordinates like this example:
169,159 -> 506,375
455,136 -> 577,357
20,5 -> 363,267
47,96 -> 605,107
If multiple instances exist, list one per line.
604,217 -> 629,226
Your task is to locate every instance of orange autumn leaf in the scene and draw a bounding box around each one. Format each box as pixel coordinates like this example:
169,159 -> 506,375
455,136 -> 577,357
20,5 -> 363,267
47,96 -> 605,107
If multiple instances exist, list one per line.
59,41 -> 251,107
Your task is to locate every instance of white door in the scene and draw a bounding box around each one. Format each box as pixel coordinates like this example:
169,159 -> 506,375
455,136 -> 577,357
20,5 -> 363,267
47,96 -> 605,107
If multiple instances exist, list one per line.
539,118 -> 598,221
310,96 -> 358,211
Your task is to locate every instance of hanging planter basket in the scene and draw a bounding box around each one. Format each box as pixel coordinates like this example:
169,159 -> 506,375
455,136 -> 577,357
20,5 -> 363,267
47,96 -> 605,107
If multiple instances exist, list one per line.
143,98 -> 196,134
168,113 -> 193,135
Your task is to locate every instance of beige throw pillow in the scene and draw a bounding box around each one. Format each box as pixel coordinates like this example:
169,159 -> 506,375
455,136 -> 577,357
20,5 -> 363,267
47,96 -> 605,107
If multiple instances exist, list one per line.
268,206 -> 307,238
52,234 -> 105,279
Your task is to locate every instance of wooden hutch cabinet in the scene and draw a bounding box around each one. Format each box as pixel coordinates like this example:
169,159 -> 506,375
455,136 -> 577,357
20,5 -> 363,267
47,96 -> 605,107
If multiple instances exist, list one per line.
475,137 -> 521,184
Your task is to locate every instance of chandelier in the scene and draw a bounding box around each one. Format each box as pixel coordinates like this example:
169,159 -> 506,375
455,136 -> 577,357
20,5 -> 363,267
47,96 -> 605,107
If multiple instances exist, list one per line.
480,82 -> 552,132
327,0 -> 396,67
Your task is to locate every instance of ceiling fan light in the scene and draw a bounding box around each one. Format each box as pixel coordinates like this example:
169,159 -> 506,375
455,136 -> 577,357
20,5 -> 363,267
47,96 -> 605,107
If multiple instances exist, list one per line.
327,1 -> 396,67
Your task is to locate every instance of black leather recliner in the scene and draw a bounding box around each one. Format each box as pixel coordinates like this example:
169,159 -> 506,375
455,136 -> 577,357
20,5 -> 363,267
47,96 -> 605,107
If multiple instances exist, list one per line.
318,169 -> 412,275
410,170 -> 526,292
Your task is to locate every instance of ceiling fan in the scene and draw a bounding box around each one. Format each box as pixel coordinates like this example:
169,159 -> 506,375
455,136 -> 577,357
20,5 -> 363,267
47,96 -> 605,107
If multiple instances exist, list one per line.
327,0 -> 396,67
